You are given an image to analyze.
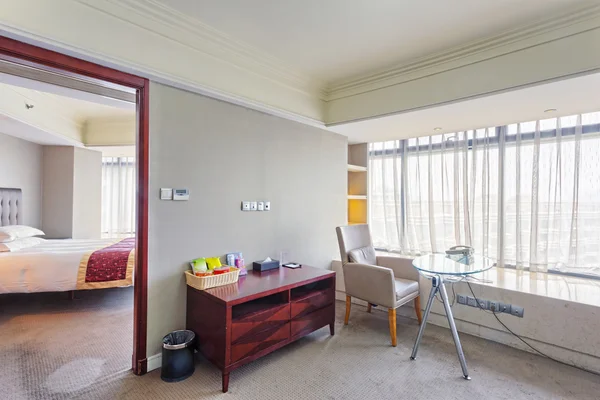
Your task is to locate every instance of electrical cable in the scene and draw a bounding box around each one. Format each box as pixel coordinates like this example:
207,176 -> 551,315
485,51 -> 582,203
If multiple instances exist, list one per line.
464,280 -> 597,375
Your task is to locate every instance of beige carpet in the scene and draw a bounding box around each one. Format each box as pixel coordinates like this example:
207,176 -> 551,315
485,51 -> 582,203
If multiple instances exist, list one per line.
2,296 -> 599,400
0,287 -> 133,400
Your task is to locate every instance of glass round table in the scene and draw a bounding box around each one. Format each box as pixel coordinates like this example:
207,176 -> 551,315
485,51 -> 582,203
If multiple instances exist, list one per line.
410,254 -> 495,380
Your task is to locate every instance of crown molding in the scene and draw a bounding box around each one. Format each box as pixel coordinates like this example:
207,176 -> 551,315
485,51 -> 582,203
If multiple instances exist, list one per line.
76,0 -> 324,98
325,4 -> 600,101
1,0 -> 326,126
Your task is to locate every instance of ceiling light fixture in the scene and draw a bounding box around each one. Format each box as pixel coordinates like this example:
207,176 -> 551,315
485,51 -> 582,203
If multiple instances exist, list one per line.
433,127 -> 442,131
544,108 -> 557,113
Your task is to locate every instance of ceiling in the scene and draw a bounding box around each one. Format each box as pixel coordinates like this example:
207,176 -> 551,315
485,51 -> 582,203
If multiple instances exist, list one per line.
0,113 -> 77,146
4,84 -> 134,123
0,76 -> 135,146
331,72 -> 600,143
156,0 -> 594,84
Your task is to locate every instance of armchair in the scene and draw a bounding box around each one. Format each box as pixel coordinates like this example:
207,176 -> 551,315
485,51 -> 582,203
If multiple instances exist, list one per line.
336,224 -> 422,346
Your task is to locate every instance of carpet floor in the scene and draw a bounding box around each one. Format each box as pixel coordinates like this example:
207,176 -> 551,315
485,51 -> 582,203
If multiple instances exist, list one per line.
0,287 -> 133,400
1,295 -> 599,399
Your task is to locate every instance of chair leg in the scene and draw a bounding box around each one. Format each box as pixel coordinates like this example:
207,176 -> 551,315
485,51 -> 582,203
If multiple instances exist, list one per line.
388,308 -> 397,347
367,303 -> 372,313
414,296 -> 423,325
344,295 -> 351,325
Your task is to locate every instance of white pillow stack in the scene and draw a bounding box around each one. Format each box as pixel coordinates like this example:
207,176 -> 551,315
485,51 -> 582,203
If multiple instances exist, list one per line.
0,225 -> 46,252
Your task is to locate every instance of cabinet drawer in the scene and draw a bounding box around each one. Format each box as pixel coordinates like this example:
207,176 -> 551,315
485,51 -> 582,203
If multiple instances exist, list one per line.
230,322 -> 290,364
290,289 -> 333,319
231,304 -> 290,344
291,303 -> 334,338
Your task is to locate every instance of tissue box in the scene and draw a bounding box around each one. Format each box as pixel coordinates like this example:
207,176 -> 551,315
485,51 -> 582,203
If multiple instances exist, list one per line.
253,260 -> 280,272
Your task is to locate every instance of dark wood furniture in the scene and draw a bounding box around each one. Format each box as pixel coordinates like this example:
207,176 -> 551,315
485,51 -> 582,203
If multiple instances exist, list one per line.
186,266 -> 335,393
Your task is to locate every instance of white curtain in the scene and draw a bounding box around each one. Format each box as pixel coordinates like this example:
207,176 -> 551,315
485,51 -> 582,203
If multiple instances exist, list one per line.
101,157 -> 136,238
369,112 -> 600,277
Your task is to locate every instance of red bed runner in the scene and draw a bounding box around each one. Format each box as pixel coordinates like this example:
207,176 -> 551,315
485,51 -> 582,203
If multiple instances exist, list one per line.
77,238 -> 135,289
85,238 -> 135,282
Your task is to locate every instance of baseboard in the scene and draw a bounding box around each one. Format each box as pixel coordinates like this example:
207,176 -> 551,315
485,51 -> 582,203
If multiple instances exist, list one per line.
147,353 -> 162,372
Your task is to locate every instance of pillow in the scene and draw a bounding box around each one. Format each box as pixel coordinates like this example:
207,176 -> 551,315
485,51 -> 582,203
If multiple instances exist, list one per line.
348,246 -> 377,265
0,237 -> 45,252
0,225 -> 45,243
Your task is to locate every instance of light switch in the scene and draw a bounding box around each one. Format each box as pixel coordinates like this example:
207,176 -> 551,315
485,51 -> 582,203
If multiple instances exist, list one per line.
264,201 -> 271,211
257,201 -> 264,211
250,201 -> 258,211
241,201 -> 250,211
160,188 -> 173,200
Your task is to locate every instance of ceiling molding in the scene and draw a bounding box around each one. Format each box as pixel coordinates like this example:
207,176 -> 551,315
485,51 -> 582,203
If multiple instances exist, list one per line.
77,0 -> 324,98
1,0 -> 326,126
325,4 -> 600,101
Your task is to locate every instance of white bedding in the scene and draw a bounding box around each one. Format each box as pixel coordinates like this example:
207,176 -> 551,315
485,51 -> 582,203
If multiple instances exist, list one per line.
0,239 -> 117,294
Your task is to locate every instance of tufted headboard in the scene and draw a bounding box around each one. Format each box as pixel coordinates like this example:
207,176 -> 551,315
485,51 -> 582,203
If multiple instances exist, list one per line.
0,188 -> 22,226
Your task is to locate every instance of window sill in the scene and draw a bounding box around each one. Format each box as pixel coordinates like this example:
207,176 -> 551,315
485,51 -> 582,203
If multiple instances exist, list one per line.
375,251 -> 600,308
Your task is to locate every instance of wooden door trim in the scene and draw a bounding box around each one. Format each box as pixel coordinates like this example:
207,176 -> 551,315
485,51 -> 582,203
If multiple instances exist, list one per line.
0,36 -> 150,375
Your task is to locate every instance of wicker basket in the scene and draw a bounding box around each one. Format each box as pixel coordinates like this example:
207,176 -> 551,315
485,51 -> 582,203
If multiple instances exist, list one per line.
185,267 -> 240,290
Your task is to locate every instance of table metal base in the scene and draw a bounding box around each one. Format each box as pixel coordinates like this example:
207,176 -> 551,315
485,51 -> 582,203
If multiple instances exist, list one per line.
410,274 -> 471,380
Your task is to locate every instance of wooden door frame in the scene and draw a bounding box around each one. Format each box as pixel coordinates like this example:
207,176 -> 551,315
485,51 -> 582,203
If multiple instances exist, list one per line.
0,36 -> 150,375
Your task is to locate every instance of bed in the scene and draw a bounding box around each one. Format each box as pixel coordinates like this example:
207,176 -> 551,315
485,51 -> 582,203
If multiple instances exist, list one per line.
0,188 -> 134,294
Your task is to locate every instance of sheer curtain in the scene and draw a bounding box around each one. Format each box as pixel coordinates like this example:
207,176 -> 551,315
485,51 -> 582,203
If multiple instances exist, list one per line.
101,157 -> 136,239
369,112 -> 600,277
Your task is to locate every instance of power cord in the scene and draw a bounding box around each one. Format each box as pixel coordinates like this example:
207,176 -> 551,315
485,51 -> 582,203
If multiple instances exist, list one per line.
464,280 -> 597,375
433,276 -> 464,307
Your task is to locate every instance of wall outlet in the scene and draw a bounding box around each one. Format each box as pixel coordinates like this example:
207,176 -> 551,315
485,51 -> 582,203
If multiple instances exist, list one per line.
489,301 -> 499,312
257,201 -> 264,211
467,296 -> 477,307
511,305 -> 524,318
498,302 -> 511,314
241,201 -> 250,211
477,299 -> 489,310
264,201 -> 271,211
250,201 -> 258,211
456,294 -> 467,305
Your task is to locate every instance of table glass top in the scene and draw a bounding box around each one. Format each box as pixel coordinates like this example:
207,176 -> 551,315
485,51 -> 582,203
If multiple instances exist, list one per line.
412,254 -> 495,275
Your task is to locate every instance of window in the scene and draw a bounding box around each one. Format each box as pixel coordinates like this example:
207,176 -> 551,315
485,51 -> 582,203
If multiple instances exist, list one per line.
369,112 -> 600,278
101,157 -> 136,238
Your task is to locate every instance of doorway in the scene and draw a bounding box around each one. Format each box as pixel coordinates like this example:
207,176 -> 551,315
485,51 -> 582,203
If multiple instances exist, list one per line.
0,36 -> 149,375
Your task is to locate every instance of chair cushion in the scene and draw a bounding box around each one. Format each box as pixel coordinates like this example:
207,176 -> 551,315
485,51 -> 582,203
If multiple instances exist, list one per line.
348,245 -> 377,265
395,278 -> 419,300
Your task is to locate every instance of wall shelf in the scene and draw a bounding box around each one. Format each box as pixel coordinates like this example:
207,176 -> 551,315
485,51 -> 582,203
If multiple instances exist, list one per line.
347,195 -> 367,200
347,144 -> 368,225
347,164 -> 367,173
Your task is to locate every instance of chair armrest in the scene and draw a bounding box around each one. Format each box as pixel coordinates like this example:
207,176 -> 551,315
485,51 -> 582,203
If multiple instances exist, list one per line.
377,255 -> 420,282
342,262 -> 396,308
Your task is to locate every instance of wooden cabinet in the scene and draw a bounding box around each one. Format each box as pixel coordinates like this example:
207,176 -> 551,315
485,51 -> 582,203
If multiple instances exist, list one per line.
186,266 -> 335,393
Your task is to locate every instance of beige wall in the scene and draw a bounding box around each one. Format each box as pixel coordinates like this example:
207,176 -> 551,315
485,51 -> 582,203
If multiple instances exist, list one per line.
147,82 -> 347,357
42,146 -> 102,239
42,146 -> 74,238
0,132 -> 43,228
72,147 -> 102,239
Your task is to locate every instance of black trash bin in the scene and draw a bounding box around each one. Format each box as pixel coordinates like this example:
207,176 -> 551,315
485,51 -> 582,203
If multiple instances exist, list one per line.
161,330 -> 196,382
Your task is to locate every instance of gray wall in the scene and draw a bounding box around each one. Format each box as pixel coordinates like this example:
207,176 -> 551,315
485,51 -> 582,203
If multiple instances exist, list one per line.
147,82 -> 347,356
72,147 -> 102,239
42,146 -> 102,239
42,146 -> 75,238
0,132 -> 43,228
0,133 -> 42,228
